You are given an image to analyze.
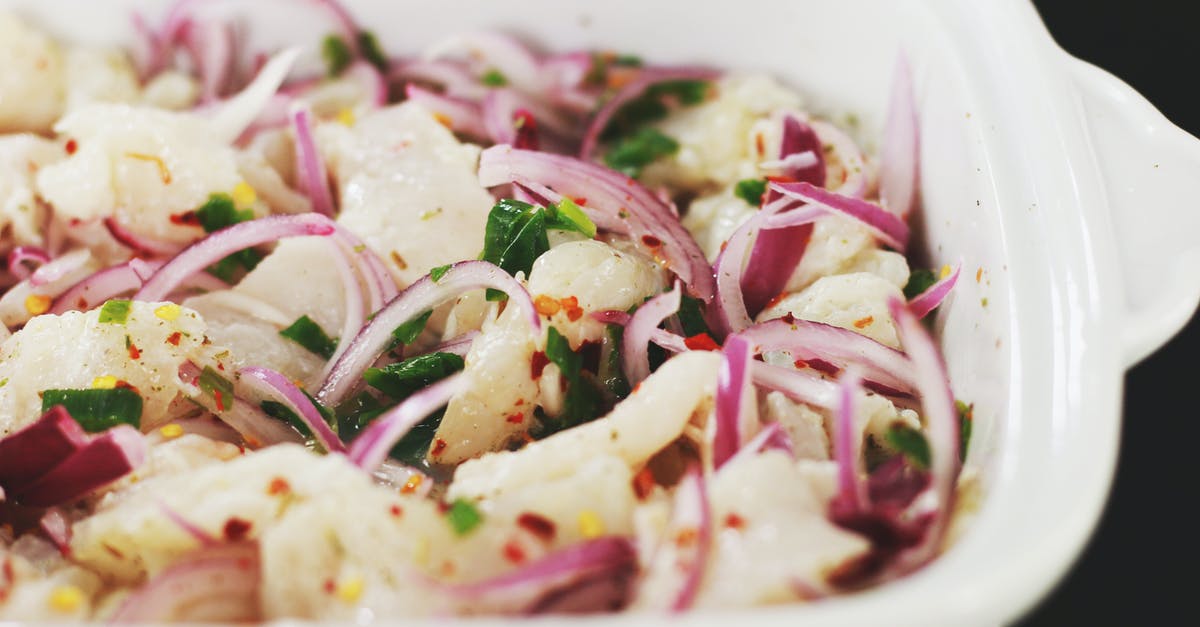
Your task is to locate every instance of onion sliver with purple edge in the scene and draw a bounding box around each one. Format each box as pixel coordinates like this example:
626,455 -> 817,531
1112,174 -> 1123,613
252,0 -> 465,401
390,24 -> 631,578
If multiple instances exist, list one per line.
6,246 -> 50,280
424,31 -> 545,95
104,216 -> 186,257
621,282 -> 682,386
343,61 -> 389,108
478,145 -> 716,305
778,114 -> 827,186
434,536 -> 638,614
329,223 -> 398,310
810,119 -> 869,198
110,541 -> 261,623
318,260 -> 539,407
884,297 -> 960,576
49,260 -> 158,315
722,421 -> 794,470
768,181 -> 910,251
405,84 -> 489,141
238,366 -> 347,454
748,361 -> 840,411
180,362 -> 305,448
321,236 -> 366,370
290,104 -> 337,217
0,407 -> 89,488
29,249 -> 90,287
578,67 -> 720,159
833,367 -> 869,513
594,309 -> 689,354
8,425 -> 146,507
909,261 -> 962,319
737,316 -> 916,397
157,501 -> 220,547
714,335 -> 753,469
134,213 -> 336,301
879,53 -> 919,219
347,373 -> 466,471
391,58 -> 486,100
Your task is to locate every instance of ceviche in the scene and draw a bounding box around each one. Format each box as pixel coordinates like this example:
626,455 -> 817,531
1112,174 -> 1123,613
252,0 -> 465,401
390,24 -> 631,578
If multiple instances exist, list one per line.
0,0 -> 971,621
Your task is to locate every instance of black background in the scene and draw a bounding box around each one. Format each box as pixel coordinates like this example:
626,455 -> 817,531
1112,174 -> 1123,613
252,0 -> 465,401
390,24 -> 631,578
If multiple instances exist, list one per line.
1020,1 -> 1198,624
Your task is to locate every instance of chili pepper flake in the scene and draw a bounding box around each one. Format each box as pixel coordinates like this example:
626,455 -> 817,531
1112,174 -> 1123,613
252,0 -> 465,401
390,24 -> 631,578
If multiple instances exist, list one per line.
431,438 -> 447,457
517,512 -> 557,542
47,585 -> 84,613
169,211 -> 201,226
267,477 -> 291,495
64,139 -> 78,155
166,331 -> 182,346
154,303 -> 181,321
24,294 -> 51,316
503,540 -> 527,564
400,474 -> 423,495
222,517 -> 252,541
534,294 -> 561,316
323,579 -> 336,594
213,389 -> 227,412
389,504 -> 403,518
853,316 -> 874,329
530,351 -> 550,379
505,412 -> 524,424
159,424 -> 184,439
974,267 -> 983,282
641,234 -> 663,248
560,296 -> 583,321
674,527 -> 699,547
632,467 -> 656,499
724,513 -> 746,529
127,342 -> 141,360
432,112 -> 453,128
683,333 -> 721,351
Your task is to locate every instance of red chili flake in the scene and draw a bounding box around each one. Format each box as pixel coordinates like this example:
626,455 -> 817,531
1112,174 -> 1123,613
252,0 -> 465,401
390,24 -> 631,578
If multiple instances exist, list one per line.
573,197 -> 588,206
217,362 -> 225,371
674,528 -> 699,547
267,477 -> 291,495
530,351 -> 550,379
440,561 -> 456,576
632,467 -> 656,500
512,109 -> 539,150
76,297 -> 87,308
514,398 -> 525,407
793,359 -> 809,370
65,139 -> 78,155
436,501 -> 451,514
505,412 -> 524,424
724,513 -> 746,529
516,513 -> 557,542
755,133 -> 765,156
853,316 -> 874,329
222,518 -> 252,541
534,294 -> 561,316
780,312 -> 797,324
502,540 -> 527,564
113,379 -> 140,394
323,579 -> 336,594
102,543 -> 125,559
389,251 -> 408,270
975,267 -> 983,283
766,174 -> 799,185
127,342 -> 141,360
559,295 -> 583,321
389,504 -> 403,518
763,291 -> 789,312
169,211 -> 201,226
213,389 -> 227,412
431,438 -> 447,457
719,240 -> 728,253
683,333 -> 721,351
641,235 -> 663,248
166,331 -> 182,346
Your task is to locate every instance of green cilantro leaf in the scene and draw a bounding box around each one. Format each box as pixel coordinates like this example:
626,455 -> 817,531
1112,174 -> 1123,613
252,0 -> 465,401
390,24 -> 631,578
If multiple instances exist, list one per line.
279,315 -> 339,360
41,388 -> 143,432
480,199 -> 550,300
885,424 -> 931,470
734,178 -> 768,207
195,193 -> 260,282
391,310 -> 433,346
601,79 -> 712,140
430,264 -> 451,283
480,69 -> 508,86
957,400 -> 974,461
364,352 -> 464,400
356,31 -> 388,71
446,499 -> 483,535
903,269 -> 938,300
541,326 -> 604,433
602,128 -> 679,178
322,34 -> 353,76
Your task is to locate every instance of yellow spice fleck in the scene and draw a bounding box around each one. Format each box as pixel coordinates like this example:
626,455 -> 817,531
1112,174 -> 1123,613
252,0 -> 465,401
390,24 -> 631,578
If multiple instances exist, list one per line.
336,108 -> 357,127
91,375 -> 118,389
48,585 -> 84,613
336,576 -> 365,603
232,181 -> 257,208
24,294 -> 51,315
578,511 -> 604,539
159,424 -> 184,439
939,264 -> 952,279
412,537 -> 430,566
155,303 -> 181,321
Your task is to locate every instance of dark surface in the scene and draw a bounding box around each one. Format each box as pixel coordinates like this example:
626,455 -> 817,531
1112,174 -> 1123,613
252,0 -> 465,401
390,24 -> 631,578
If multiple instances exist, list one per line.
1020,1 -> 1199,625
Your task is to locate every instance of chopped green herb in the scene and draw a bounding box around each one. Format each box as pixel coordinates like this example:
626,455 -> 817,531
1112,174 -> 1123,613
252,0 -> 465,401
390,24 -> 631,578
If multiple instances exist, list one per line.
480,199 -> 550,300
903,269 -> 938,300
365,352 -> 464,400
601,79 -> 712,140
544,197 -> 597,238
98,299 -> 132,325
279,315 -> 338,360
734,178 -> 768,207
446,499 -> 483,536
541,326 -> 603,432
335,392 -> 444,469
321,34 -> 353,76
195,193 -> 260,282
677,294 -> 711,338
197,366 -> 234,412
356,31 -> 388,71
430,264 -> 451,283
602,128 -> 679,178
885,424 -> 931,470
41,388 -> 143,432
480,68 -> 508,86
957,400 -> 974,460
261,401 -> 312,438
613,54 -> 643,67
391,310 -> 433,346
600,323 -> 630,399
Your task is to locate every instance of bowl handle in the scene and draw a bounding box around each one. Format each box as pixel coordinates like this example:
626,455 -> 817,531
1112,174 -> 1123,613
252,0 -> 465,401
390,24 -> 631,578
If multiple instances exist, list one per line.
1068,59 -> 1200,366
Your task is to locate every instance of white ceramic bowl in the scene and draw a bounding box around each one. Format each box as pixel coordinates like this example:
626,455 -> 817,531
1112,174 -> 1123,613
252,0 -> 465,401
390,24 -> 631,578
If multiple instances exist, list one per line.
5,0 -> 1199,624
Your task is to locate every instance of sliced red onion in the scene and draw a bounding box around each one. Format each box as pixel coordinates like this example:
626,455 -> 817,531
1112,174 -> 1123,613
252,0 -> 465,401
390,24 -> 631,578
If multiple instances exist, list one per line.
10,425 -> 146,507
658,467 -> 711,611
810,120 -> 868,198
39,507 -> 72,554
104,217 -> 186,257
404,84 -> 489,141
343,60 -> 388,108
321,238 -> 365,370
330,224 -> 397,311
135,214 -> 336,301
885,297 -> 959,574
758,151 -> 818,174
290,104 -> 337,217
722,421 -> 794,470
879,54 -> 919,219
593,310 -> 687,354
305,0 -> 361,51
30,249 -> 91,287
908,261 -> 961,319
436,537 -> 638,614
50,260 -> 158,315
6,246 -> 50,281
319,260 -> 539,406
421,331 -> 479,358
0,406 -> 89,491
579,68 -> 720,159
390,58 -> 486,100
778,114 -> 827,186
207,47 -> 301,145
540,51 -> 602,113
111,542 -> 261,623
179,362 -> 305,448
622,283 -> 681,386
482,88 -> 520,146
738,317 -> 915,397
713,335 -> 752,469
238,366 -> 346,454
129,11 -> 165,80
157,501 -> 219,547
424,31 -> 544,95
767,181 -> 910,251
479,146 -> 715,304
184,18 -> 236,103
748,361 -> 839,411
833,367 -> 869,513
346,373 -> 465,471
